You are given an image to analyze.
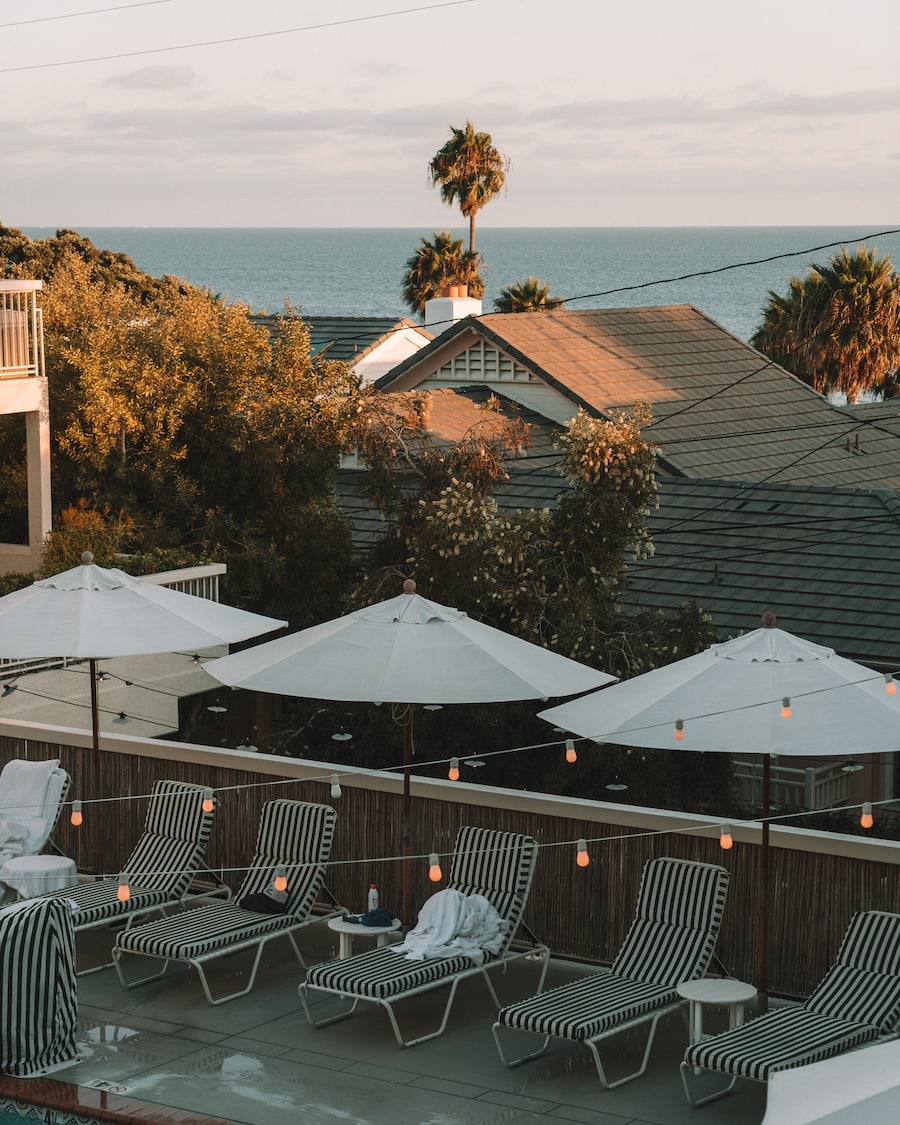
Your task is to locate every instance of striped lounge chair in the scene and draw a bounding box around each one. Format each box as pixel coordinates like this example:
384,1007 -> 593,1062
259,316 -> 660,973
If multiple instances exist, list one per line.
112,800 -> 342,1005
681,909 -> 900,1107
298,825 -> 549,1047
36,778 -> 219,973
493,856 -> 731,1088
0,897 -> 78,1077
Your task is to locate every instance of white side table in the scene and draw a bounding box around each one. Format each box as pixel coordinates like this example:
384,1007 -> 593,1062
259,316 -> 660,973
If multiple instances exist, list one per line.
328,916 -> 402,959
0,854 -> 78,900
676,977 -> 758,1045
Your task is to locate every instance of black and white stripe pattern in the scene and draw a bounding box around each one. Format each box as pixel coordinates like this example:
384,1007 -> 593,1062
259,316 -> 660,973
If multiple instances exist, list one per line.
684,909 -> 900,1083
497,857 -> 730,1043
115,800 -> 337,962
0,898 -> 78,1076
304,825 -> 540,1002
38,779 -> 215,929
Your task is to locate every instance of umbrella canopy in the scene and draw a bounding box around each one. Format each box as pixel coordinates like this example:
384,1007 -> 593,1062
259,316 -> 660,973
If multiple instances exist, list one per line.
205,584 -> 613,704
539,620 -> 900,755
538,614 -> 900,1003
206,580 -> 614,920
0,552 -> 286,749
761,1038 -> 900,1125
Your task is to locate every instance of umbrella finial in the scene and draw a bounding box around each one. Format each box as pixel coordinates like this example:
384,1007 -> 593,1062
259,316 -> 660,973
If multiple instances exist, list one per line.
81,551 -> 94,565
761,612 -> 777,628
402,579 -> 416,595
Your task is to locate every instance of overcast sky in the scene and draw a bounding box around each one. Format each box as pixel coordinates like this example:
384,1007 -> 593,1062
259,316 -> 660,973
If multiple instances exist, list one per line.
3,0 -> 898,228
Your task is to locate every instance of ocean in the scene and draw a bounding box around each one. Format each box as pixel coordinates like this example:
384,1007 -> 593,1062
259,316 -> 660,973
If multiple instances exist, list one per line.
19,225 -> 900,343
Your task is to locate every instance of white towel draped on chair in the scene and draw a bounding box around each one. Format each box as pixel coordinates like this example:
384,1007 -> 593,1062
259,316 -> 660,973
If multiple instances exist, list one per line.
0,758 -> 68,861
390,887 -> 510,964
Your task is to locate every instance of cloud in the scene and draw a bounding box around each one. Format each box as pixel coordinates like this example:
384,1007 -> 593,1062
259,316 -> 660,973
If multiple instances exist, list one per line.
104,65 -> 196,91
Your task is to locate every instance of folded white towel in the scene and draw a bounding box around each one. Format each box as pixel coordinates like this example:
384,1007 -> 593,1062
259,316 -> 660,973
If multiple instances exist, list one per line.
0,759 -> 64,855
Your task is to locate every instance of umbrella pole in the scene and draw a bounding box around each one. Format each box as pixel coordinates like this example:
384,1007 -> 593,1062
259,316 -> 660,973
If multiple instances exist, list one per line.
89,657 -> 100,754
758,753 -> 771,1013
402,706 -> 412,924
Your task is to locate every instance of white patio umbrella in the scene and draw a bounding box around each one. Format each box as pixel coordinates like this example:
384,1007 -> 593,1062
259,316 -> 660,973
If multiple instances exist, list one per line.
205,578 -> 615,915
0,552 -> 287,753
539,613 -> 900,1000
761,1038 -> 900,1124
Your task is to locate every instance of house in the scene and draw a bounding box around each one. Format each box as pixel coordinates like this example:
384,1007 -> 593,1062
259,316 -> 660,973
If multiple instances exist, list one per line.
251,314 -> 432,386
0,280 -> 51,575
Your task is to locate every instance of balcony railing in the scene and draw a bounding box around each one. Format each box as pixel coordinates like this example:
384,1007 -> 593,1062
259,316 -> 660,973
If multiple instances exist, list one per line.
0,281 -> 44,380
734,757 -> 852,810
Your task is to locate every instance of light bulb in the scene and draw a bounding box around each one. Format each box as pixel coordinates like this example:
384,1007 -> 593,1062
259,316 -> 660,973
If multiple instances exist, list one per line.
428,853 -> 442,882
576,839 -> 590,867
860,802 -> 874,830
117,877 -> 131,902
70,800 -> 83,827
273,865 -> 288,893
330,775 -> 342,799
885,673 -> 896,696
448,757 -> 460,781
565,739 -> 577,764
781,697 -> 792,719
674,719 -> 684,741
719,824 -> 734,850
202,788 -> 215,813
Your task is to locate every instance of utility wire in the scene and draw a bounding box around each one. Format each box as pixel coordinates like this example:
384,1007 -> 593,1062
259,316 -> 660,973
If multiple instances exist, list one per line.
0,1 -> 171,29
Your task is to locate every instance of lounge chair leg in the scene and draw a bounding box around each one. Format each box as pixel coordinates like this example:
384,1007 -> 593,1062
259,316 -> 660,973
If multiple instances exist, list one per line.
298,982 -> 363,1029
492,1023 -> 552,1068
680,1061 -> 738,1106
112,946 -> 174,989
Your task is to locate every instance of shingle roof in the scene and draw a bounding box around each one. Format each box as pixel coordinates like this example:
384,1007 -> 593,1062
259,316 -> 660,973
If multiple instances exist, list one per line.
251,315 -> 429,362
620,477 -> 900,668
376,306 -> 900,491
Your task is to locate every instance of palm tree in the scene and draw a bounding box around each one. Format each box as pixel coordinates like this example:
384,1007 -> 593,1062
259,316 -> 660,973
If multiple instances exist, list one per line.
751,246 -> 900,402
493,277 -> 565,313
429,122 -> 509,253
401,231 -> 484,317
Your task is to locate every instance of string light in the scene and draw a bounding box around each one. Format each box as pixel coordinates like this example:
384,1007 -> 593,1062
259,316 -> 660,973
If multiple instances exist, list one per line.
201,788 -> 215,813
1,682 -> 18,697
428,853 -> 442,881
113,711 -> 131,724
448,757 -> 460,781
674,719 -> 684,741
719,824 -> 734,850
565,739 -> 577,764
885,673 -> 896,696
781,697 -> 792,719
860,802 -> 874,829
330,775 -> 342,799
70,800 -> 82,827
273,865 -> 288,892
116,875 -> 131,902
575,838 -> 590,867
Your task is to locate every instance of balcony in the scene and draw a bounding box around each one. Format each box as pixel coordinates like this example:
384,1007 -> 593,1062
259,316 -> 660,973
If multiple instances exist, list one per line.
0,280 -> 44,380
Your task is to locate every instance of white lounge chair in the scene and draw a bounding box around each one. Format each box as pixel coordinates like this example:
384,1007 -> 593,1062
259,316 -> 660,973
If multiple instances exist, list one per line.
681,909 -> 900,1107
299,825 -> 549,1047
493,856 -> 731,1088
112,799 -> 342,1004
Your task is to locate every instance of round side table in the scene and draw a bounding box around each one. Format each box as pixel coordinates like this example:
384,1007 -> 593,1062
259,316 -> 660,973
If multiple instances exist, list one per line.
0,854 -> 78,900
676,977 -> 758,1045
328,916 -> 401,959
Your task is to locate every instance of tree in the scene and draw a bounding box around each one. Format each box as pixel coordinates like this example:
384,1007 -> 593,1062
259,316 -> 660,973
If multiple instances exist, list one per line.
401,231 -> 484,317
494,277 -> 565,313
751,246 -> 900,402
428,121 -> 509,253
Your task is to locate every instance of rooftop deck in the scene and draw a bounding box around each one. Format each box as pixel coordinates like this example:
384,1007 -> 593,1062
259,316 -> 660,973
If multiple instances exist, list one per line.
0,921 -> 769,1125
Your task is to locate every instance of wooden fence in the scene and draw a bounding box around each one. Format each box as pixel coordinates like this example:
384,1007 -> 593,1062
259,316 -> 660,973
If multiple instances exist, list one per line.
3,725 -> 900,999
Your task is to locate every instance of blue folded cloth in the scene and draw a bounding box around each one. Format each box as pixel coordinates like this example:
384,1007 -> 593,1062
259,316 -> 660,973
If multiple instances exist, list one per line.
359,907 -> 397,927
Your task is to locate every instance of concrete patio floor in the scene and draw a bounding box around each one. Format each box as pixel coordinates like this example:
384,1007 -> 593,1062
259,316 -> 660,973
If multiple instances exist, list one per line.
3,918 -> 770,1125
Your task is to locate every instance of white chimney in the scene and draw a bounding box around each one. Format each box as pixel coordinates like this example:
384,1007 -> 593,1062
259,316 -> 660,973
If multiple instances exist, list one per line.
424,284 -> 482,329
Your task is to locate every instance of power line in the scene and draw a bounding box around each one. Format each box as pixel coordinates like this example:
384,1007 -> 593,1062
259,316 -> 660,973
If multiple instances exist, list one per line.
0,1 -> 171,29
0,1 -> 475,74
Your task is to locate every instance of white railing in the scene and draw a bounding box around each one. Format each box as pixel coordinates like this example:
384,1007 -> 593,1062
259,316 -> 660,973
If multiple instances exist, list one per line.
0,281 -> 44,379
734,757 -> 852,810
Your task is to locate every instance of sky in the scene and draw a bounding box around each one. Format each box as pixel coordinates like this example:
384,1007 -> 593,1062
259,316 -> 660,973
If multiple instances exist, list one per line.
2,0 -> 898,228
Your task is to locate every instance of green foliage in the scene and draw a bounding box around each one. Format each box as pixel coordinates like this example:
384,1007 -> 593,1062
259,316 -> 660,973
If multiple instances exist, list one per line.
494,277 -> 565,312
751,245 -> 900,402
401,231 -> 484,316
429,121 -> 510,252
